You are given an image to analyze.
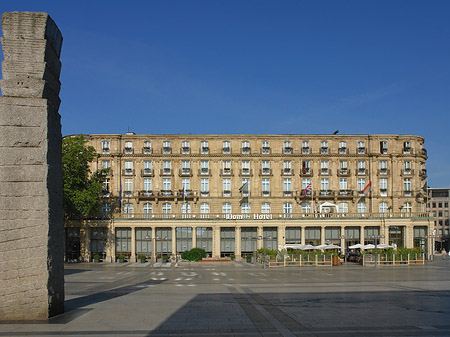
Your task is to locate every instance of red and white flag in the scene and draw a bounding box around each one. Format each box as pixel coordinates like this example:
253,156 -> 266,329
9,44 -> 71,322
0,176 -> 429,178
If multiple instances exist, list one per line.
363,181 -> 372,195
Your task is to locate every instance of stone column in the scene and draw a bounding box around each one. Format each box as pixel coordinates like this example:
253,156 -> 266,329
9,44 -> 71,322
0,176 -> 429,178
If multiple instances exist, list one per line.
171,226 -> 176,258
257,226 -> 263,250
301,227 -> 306,245
235,226 -> 242,261
277,225 -> 285,250
213,226 -> 221,258
130,226 -> 136,262
0,12 -> 64,320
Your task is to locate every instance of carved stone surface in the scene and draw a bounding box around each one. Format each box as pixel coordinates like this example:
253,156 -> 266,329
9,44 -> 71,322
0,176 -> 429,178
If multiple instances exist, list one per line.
0,12 -> 64,320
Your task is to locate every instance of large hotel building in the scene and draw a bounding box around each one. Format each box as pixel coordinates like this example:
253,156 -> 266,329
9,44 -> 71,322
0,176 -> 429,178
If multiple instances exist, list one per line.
65,134 -> 433,262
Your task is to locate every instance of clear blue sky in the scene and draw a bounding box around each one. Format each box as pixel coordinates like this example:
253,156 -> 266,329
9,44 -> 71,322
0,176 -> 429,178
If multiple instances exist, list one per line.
1,1 -> 450,187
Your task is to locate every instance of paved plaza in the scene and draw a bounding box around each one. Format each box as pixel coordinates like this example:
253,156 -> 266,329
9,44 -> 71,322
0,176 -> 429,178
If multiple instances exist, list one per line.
1,259 -> 450,336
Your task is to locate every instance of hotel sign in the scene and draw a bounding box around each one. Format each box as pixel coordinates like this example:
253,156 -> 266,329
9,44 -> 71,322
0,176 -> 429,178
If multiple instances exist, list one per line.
224,214 -> 273,220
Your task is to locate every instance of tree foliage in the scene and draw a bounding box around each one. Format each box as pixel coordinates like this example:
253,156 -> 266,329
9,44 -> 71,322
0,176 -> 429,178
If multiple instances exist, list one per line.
63,135 -> 106,218
181,248 -> 207,261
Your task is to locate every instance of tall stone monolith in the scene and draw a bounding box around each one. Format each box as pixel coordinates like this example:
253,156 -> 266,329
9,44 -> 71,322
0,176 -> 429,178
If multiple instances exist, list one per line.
0,12 -> 64,320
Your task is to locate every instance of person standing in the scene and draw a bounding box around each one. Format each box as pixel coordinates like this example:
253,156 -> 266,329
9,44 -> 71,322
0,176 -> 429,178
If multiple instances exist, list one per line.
443,249 -> 447,260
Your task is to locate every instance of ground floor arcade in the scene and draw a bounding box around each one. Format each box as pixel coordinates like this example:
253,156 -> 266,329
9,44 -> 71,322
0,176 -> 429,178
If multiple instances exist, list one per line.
65,214 -> 434,263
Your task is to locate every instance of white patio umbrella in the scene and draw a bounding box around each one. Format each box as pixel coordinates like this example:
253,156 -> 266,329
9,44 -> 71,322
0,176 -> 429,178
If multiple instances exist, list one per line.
315,244 -> 328,250
362,244 -> 375,249
284,244 -> 305,250
348,243 -> 363,249
300,244 -> 316,250
323,244 -> 341,250
376,244 -> 393,249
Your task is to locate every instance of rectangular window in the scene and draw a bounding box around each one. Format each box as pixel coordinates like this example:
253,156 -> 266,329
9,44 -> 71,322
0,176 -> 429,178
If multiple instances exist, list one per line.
283,141 -> 292,154
163,160 -> 171,174
124,141 -> 133,154
223,160 -> 231,174
162,178 -> 171,192
380,141 -> 388,154
380,178 -> 388,196
283,160 -> 292,174
102,140 -> 110,154
182,141 -> 190,154
302,161 -> 310,174
302,202 -> 311,213
201,141 -> 209,154
124,178 -> 133,196
124,161 -> 133,175
200,202 -> 209,214
358,178 -> 366,193
242,141 -> 250,154
242,161 -> 250,175
339,178 -> 348,191
144,161 -> 152,175
262,141 -> 270,154
144,178 -> 152,192
222,202 -> 232,214
302,141 -> 310,154
261,202 -> 271,213
321,178 -> 329,192
284,178 -> 292,195
339,202 -> 348,213
163,141 -> 171,154
404,178 -> 412,196
403,141 -> 411,154
262,160 -> 270,174
302,178 -> 311,190
358,202 -> 366,214
223,178 -> 231,196
201,178 -> 209,194
379,201 -> 388,213
182,178 -> 190,191
143,141 -> 152,154
403,161 -> 412,174
262,178 -> 270,196
321,161 -> 329,175
321,141 -> 328,154
379,161 -> 387,174
200,160 -> 209,175
339,141 -> 347,154
102,160 -> 111,169
357,141 -> 365,154
223,141 -> 231,154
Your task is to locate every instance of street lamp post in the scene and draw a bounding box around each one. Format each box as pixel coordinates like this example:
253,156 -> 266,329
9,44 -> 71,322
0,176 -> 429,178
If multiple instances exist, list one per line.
340,234 -> 353,263
369,234 -> 385,267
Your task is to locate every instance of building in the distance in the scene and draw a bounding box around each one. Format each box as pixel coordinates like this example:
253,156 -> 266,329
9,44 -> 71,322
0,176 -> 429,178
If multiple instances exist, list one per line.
427,188 -> 450,252
65,133 -> 433,262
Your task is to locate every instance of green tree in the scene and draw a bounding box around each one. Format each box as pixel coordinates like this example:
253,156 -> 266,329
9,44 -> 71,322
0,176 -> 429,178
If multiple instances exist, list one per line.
62,135 -> 106,218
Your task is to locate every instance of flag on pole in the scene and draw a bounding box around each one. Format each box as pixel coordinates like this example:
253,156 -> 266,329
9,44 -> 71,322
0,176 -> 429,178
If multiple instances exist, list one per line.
119,183 -> 122,202
363,181 -> 372,195
302,184 -> 312,196
182,185 -> 185,201
239,181 -> 249,194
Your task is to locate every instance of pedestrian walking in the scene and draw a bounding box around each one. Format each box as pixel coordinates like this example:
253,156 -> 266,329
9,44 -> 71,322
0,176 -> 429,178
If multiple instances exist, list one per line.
443,249 -> 446,260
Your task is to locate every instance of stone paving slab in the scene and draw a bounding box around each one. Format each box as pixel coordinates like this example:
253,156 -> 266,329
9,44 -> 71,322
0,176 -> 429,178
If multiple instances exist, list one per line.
1,259 -> 450,336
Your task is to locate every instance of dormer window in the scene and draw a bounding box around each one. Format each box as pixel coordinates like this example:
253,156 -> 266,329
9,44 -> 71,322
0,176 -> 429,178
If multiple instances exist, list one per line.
124,141 -> 133,154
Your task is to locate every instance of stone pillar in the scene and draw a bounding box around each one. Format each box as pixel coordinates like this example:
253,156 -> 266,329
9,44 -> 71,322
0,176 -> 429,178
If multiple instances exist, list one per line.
257,226 -> 263,250
130,226 -> 136,262
235,226 -> 241,261
213,226 -> 221,258
321,225 -> 326,245
277,225 -> 285,250
171,226 -> 176,258
301,227 -> 306,245
192,226 -> 197,249
0,12 -> 64,319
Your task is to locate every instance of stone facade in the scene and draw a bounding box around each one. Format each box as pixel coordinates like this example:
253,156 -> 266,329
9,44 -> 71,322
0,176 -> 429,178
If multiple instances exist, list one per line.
65,133 -> 432,262
0,12 -> 64,320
